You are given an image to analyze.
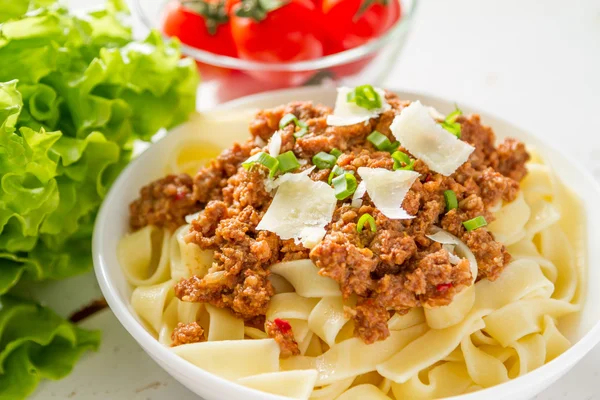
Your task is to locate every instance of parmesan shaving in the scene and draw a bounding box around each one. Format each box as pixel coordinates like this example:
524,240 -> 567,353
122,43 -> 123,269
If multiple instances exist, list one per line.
264,166 -> 315,193
326,87 -> 391,127
390,101 -> 475,176
351,181 -> 367,208
254,136 -> 267,147
448,252 -> 462,265
428,106 -> 446,121
426,230 -> 460,245
256,168 -> 335,249
356,167 -> 419,219
268,131 -> 282,157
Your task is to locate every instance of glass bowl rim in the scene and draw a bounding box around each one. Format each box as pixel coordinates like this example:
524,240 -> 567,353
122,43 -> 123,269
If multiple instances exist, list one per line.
132,0 -> 419,72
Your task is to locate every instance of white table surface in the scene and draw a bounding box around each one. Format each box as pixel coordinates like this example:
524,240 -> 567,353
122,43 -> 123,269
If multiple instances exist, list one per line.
33,0 -> 600,398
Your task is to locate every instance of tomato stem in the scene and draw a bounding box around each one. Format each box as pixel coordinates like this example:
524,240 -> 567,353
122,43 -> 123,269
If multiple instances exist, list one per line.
355,0 -> 390,21
234,0 -> 286,22
180,0 -> 229,35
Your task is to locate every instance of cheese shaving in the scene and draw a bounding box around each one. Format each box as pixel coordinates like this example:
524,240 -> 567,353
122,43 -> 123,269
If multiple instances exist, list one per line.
356,167 -> 419,219
326,87 -> 391,127
390,101 -> 475,176
257,168 -> 335,249
351,181 -> 367,208
268,131 -> 282,157
426,230 -> 460,245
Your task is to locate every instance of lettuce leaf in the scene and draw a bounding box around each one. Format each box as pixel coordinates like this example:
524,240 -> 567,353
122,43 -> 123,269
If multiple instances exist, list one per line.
0,0 -> 198,286
0,295 -> 100,400
0,0 -> 198,396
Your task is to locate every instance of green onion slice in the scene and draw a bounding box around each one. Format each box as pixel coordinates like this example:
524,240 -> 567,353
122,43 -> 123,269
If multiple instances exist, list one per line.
357,213 -> 376,233
328,165 -> 345,185
367,131 -> 393,151
242,152 -> 279,178
332,173 -> 358,200
441,105 -> 463,138
391,151 -> 410,165
444,190 -> 458,212
347,84 -> 382,110
387,141 -> 400,153
279,113 -> 297,128
277,151 -> 300,173
312,152 -> 337,170
279,113 -> 309,138
446,104 -> 463,123
391,151 -> 415,171
294,120 -> 308,138
330,148 -> 342,158
463,216 -> 487,231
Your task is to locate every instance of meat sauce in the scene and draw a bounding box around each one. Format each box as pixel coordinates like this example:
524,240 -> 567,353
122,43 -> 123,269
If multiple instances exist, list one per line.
129,93 -> 530,350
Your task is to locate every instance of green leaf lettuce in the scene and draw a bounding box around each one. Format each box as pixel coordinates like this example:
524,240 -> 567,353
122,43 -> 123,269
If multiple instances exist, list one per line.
0,0 -> 199,396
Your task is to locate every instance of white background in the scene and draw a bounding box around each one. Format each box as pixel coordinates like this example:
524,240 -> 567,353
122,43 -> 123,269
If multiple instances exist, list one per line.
34,0 -> 600,398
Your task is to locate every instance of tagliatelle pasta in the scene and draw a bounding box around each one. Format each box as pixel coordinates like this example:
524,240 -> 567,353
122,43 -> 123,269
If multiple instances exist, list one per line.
120,94 -> 584,399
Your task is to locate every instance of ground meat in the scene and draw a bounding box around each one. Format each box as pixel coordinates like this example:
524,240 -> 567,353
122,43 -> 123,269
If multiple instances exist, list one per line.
130,93 -> 530,344
130,174 -> 198,231
459,114 -> 498,170
280,239 -> 310,261
371,231 -> 417,277
171,322 -> 205,346
249,102 -> 331,142
265,319 -> 300,358
192,141 -> 255,203
495,138 -> 530,181
349,299 -> 390,344
310,231 -> 377,298
464,229 -> 511,281
185,200 -> 228,248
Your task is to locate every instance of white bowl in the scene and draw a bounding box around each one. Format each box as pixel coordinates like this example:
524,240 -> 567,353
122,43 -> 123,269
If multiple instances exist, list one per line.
93,87 -> 600,400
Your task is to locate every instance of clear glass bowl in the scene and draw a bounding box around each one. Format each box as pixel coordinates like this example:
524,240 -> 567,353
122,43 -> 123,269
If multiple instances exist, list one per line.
132,0 -> 419,104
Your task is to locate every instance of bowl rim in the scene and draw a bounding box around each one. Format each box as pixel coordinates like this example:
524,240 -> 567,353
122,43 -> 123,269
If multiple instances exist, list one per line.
131,0 -> 419,71
93,86 -> 600,400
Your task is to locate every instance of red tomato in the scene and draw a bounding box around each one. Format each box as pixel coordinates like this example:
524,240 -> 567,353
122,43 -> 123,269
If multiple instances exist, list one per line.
229,0 -> 325,84
162,0 -> 237,57
322,0 -> 401,53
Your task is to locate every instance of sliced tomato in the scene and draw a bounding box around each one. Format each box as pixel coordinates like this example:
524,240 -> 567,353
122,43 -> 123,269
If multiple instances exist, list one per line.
230,0 -> 325,85
162,0 -> 237,57
322,0 -> 401,53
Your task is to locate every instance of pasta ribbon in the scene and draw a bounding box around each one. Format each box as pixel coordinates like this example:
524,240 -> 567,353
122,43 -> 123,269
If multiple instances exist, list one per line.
122,148 -> 584,400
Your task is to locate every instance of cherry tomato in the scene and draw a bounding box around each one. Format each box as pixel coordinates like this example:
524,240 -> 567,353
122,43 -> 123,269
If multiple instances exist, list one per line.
162,0 -> 238,57
322,0 -> 401,53
230,0 -> 326,85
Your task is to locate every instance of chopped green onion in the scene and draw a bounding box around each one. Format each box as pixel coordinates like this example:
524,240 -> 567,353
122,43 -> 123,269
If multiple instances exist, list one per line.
395,160 -> 415,171
391,151 -> 415,171
328,165 -> 345,185
444,190 -> 458,212
279,113 -> 309,138
312,152 -> 337,169
242,152 -> 279,178
279,113 -> 297,128
277,151 -> 300,173
332,173 -> 357,200
391,151 -> 410,165
330,148 -> 342,158
294,120 -> 308,138
463,216 -> 487,231
347,84 -> 382,110
441,105 -> 463,138
357,213 -> 376,233
446,104 -> 463,123
367,131 -> 393,151
387,141 -> 400,153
